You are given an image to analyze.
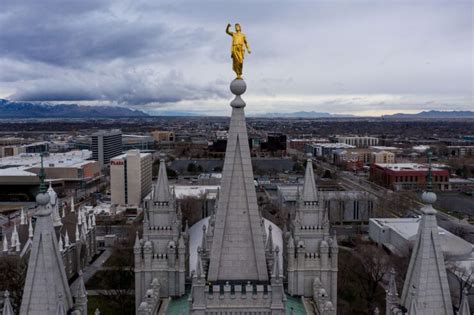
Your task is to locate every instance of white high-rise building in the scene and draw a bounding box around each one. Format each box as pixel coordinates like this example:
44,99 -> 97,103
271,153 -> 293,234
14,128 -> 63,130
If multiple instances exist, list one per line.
110,150 -> 152,206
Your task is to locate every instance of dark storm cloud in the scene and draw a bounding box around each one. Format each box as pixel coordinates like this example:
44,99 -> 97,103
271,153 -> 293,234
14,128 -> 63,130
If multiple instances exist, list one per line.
9,69 -> 226,105
0,1 -> 211,67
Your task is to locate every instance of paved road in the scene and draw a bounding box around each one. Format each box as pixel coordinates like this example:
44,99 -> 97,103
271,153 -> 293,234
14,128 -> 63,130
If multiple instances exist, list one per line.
70,248 -> 112,293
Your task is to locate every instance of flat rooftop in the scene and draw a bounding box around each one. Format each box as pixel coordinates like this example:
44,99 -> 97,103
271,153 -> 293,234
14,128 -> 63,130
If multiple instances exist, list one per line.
374,163 -> 446,172
371,217 -> 472,258
0,150 -> 92,167
0,150 -> 94,177
174,185 -> 219,199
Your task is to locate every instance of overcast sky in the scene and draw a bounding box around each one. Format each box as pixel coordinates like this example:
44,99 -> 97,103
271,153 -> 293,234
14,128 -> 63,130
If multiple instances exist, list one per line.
0,0 -> 472,116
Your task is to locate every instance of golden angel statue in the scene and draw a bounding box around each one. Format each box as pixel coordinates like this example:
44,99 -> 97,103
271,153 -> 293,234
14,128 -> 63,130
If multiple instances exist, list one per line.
226,23 -> 251,79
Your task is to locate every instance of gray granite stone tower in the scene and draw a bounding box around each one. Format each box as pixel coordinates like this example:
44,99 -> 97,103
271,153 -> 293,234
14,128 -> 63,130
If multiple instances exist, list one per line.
398,190 -> 453,315
20,158 -> 83,314
287,155 -> 338,314
387,152 -> 454,315
135,155 -> 186,311
188,79 -> 286,314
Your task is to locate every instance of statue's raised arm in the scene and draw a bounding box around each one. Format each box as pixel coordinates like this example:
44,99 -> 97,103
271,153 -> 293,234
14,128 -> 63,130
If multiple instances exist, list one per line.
226,23 -> 233,36
227,23 -> 250,80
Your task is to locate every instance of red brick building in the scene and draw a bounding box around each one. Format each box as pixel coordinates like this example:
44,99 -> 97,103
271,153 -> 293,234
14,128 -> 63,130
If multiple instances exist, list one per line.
370,163 -> 450,191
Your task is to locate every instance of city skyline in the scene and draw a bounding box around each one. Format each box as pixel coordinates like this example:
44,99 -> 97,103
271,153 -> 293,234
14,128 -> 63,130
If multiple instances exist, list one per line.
0,0 -> 472,116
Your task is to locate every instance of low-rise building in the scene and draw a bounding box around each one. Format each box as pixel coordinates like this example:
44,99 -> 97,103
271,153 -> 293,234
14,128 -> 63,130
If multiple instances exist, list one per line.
288,138 -> 330,151
371,150 -> 395,164
0,150 -> 100,201
151,130 -> 175,143
0,142 -> 49,158
305,143 -> 356,160
447,145 -> 474,157
369,217 -> 472,258
370,163 -> 450,191
122,134 -> 154,151
276,184 -> 376,223
336,136 -> 379,147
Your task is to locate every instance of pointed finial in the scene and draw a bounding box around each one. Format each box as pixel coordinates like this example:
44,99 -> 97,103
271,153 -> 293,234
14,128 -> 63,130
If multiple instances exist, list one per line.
374,307 -> 380,315
409,288 -> 418,314
266,224 -> 274,253
2,290 -> 14,315
20,207 -> 26,225
134,231 -> 140,249
70,196 -> 75,213
95,309 -> 101,315
421,150 -> 437,206
75,270 -> 87,299
38,152 -> 47,194
201,224 -> 207,251
272,246 -> 281,279
195,253 -> 204,279
11,224 -> 18,249
458,287 -> 471,315
426,150 -> 433,191
58,235 -> 64,252
2,234 -> 8,252
75,224 -> 80,242
56,293 -> 66,315
28,217 -> 34,238
64,230 -> 70,247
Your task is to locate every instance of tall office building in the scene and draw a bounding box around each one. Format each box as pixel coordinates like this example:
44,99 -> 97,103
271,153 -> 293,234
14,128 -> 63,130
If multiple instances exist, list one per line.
110,150 -> 152,206
91,130 -> 122,168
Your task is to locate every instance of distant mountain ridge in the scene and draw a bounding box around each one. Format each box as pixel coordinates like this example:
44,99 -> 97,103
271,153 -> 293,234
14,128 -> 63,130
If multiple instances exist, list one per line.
0,99 -> 148,118
254,111 -> 355,118
383,110 -> 474,118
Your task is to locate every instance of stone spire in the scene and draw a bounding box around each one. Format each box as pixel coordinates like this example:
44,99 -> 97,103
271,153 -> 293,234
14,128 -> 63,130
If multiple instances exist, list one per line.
408,290 -> 418,315
400,151 -> 453,315
153,154 -> 170,203
271,246 -> 281,279
458,288 -> 471,315
55,294 -> 67,315
20,154 -> 73,314
74,270 -> 88,315
2,290 -> 14,315
385,268 -> 399,313
207,79 -> 268,281
302,153 -> 318,202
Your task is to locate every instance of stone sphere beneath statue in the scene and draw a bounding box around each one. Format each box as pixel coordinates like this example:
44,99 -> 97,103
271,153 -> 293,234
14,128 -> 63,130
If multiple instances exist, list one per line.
36,192 -> 50,206
421,191 -> 437,204
230,79 -> 246,95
